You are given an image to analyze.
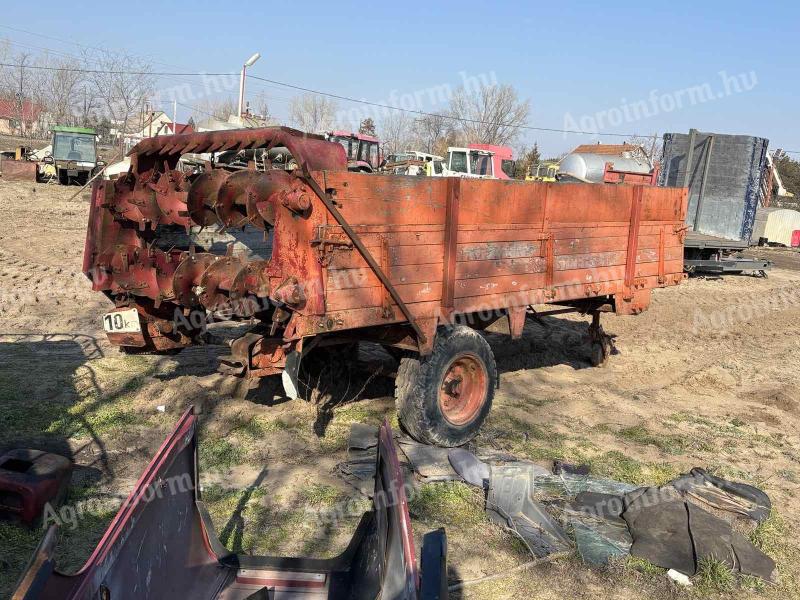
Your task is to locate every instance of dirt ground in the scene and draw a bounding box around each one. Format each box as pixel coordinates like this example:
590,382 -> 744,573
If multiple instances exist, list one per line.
0,179 -> 799,599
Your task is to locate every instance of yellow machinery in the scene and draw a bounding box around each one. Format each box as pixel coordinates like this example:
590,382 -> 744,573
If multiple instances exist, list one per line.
526,161 -> 559,182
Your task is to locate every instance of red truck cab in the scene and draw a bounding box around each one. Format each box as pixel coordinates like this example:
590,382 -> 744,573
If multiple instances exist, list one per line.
328,131 -> 382,172
468,143 -> 515,179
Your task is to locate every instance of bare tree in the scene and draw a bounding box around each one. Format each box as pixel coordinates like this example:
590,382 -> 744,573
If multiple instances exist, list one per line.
88,51 -> 154,145
42,58 -> 83,126
195,96 -> 238,121
413,113 -> 451,154
1,52 -> 37,136
77,85 -> 99,127
380,111 -> 417,155
0,40 -> 11,95
625,133 -> 663,165
289,93 -> 338,133
250,91 -> 272,122
449,83 -> 530,146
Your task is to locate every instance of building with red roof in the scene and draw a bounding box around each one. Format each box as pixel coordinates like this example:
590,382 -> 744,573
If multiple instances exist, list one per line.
0,98 -> 44,135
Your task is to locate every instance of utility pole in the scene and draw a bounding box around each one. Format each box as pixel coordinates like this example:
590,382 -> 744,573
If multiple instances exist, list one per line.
17,61 -> 24,135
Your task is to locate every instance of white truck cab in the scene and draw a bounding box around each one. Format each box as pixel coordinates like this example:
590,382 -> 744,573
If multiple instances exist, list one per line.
446,147 -> 496,179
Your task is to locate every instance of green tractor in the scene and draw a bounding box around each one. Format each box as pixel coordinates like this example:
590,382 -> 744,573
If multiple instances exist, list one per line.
42,126 -> 105,185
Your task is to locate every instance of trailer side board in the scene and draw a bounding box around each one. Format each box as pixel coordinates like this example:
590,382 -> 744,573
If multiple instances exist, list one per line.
318,173 -> 687,327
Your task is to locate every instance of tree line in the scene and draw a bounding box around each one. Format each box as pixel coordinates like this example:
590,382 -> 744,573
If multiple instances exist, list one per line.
0,42 -> 154,141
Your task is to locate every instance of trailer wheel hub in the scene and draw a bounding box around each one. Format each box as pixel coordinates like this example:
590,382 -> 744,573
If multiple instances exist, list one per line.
439,353 -> 487,426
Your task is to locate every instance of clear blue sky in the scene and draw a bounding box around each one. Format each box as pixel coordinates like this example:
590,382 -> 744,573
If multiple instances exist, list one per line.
3,1 -> 797,156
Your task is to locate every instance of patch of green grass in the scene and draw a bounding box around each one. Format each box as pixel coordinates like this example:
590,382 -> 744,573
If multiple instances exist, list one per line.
0,522 -> 42,598
591,423 -> 616,435
694,557 -> 735,595
750,510 -> 787,557
318,402 -> 389,452
254,509 -> 307,554
486,414 -> 583,464
200,438 -> 245,470
617,424 -> 698,455
202,484 -> 276,553
707,464 -> 753,483
0,373 -> 75,439
202,483 -> 268,507
234,415 -> 293,439
73,402 -> 148,434
299,484 -> 342,508
319,425 -> 350,452
409,482 -> 484,527
589,451 -> 680,486
665,412 -> 783,451
507,416 -> 566,444
738,574 -> 767,593
625,555 -> 667,576
54,504 -> 122,573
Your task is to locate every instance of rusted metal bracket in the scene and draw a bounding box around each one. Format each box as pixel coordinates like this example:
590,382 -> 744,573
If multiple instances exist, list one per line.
299,168 -> 428,345
310,226 -> 353,267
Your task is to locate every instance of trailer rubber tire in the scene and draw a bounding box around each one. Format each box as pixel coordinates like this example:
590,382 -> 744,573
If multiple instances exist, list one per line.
396,326 -> 496,447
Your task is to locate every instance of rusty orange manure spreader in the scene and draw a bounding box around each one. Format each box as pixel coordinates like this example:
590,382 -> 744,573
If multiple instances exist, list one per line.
83,127 -> 687,446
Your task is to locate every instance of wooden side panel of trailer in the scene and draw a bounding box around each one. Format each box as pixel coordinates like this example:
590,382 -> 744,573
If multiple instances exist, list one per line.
317,172 -> 687,323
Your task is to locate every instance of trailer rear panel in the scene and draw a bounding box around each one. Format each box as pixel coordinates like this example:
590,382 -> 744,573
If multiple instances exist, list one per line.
660,131 -> 769,245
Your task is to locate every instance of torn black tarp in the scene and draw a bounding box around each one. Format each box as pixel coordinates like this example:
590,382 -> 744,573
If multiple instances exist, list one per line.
670,467 -> 772,524
622,486 -> 777,581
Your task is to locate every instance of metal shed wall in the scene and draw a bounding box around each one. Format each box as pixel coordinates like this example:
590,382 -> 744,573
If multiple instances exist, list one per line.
659,132 -> 769,243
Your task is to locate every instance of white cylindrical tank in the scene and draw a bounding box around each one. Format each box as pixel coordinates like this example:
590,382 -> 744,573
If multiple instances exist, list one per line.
560,152 -> 652,183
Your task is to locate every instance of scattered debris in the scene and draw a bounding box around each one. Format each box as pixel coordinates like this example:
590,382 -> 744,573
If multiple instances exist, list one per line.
563,491 -> 632,565
336,424 -> 780,585
670,467 -> 771,523
667,569 -> 693,586
623,485 -> 776,581
486,464 -> 573,558
448,448 -> 489,488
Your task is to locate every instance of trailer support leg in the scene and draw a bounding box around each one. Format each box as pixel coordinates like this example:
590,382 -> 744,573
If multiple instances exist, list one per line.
588,312 -> 614,367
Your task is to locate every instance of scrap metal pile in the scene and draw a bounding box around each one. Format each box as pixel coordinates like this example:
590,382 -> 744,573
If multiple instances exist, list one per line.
339,424 -> 777,584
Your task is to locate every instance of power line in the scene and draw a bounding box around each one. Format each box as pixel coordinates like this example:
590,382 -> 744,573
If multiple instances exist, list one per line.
0,60 -> 654,139
0,26 -> 293,103
246,73 -> 647,138
4,59 -> 795,148
0,61 -> 233,77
